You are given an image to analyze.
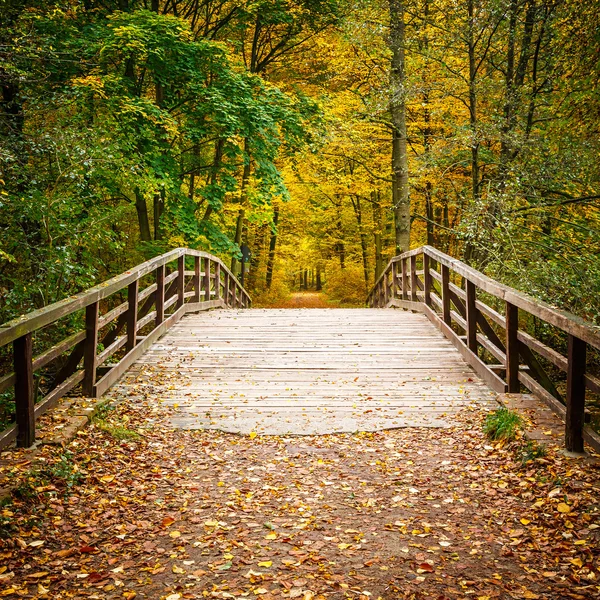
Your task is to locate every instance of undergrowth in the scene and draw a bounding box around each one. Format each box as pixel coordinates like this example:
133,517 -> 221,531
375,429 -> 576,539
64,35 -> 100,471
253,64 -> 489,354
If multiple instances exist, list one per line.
91,401 -> 140,441
484,407 -> 547,465
484,408 -> 524,442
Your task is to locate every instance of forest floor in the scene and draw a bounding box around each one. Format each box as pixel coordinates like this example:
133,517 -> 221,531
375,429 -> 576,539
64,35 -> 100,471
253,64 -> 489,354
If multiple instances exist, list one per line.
1,397 -> 599,600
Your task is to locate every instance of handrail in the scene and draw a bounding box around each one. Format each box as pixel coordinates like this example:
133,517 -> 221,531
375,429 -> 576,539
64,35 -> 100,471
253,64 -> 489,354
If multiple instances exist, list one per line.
367,245 -> 600,454
0,249 -> 251,450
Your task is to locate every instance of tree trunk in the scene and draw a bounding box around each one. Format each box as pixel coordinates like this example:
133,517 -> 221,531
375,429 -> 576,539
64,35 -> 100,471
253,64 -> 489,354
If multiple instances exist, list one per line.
135,189 -> 152,242
153,191 -> 165,240
351,195 -> 370,291
265,204 -> 280,289
316,265 -> 322,291
389,0 -> 411,254
371,192 -> 384,282
231,141 -> 251,273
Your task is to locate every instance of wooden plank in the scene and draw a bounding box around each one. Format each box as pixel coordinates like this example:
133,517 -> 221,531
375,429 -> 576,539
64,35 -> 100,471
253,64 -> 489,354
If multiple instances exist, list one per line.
203,258 -> 211,303
164,294 -> 178,312
127,280 -> 139,352
565,335 -> 586,453
165,270 -> 179,286
505,302 -> 520,393
386,299 -> 425,312
14,333 -> 35,447
83,302 -> 99,397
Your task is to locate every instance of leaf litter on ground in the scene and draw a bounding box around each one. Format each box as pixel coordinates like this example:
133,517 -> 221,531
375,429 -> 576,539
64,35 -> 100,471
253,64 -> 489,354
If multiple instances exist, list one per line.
0,394 -> 599,600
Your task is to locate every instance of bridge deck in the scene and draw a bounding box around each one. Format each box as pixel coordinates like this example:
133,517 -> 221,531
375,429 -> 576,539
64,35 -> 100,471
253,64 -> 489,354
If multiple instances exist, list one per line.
110,308 -> 498,434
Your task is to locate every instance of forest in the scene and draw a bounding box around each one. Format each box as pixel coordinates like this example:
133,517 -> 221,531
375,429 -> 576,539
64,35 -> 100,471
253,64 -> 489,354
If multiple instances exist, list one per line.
1,0 -> 599,319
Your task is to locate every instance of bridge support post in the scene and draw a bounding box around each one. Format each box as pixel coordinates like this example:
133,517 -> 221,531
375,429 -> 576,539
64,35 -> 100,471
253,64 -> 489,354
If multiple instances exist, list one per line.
423,254 -> 431,306
410,255 -> 418,302
156,265 -> 165,326
83,301 -> 99,397
391,262 -> 398,300
441,265 -> 451,325
401,258 -> 408,301
203,258 -> 211,302
466,280 -> 477,353
193,257 -> 201,302
127,280 -> 139,352
565,335 -> 586,453
177,256 -> 185,309
505,302 -> 519,393
14,333 -> 35,447
215,263 -> 221,302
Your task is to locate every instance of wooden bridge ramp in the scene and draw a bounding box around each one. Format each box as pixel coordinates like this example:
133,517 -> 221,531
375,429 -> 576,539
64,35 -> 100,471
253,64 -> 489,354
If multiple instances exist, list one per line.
108,308 -> 497,435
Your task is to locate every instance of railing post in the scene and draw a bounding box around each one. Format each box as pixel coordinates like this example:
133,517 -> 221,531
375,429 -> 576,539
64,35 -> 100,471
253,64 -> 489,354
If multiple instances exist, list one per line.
505,302 -> 519,393
177,255 -> 185,309
565,335 -> 586,453
401,258 -> 408,301
423,254 -> 431,306
410,255 -> 418,302
391,262 -> 398,300
441,264 -> 451,325
383,271 -> 389,306
466,280 -> 477,353
203,258 -> 211,302
232,278 -> 238,307
14,333 -> 35,447
83,301 -> 99,397
215,262 -> 221,301
223,271 -> 230,306
156,265 -> 165,326
193,256 -> 201,303
126,280 -> 139,352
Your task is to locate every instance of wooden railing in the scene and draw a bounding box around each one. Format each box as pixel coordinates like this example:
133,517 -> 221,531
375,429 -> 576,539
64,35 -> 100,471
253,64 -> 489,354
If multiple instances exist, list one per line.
0,249 -> 250,450
367,246 -> 600,453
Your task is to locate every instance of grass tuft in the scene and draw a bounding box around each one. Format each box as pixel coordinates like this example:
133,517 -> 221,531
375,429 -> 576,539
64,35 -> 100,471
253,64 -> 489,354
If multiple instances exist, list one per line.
484,408 -> 523,442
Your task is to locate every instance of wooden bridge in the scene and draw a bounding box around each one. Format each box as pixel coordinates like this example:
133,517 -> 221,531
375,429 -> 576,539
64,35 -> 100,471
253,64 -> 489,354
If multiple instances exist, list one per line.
1,247 -> 599,453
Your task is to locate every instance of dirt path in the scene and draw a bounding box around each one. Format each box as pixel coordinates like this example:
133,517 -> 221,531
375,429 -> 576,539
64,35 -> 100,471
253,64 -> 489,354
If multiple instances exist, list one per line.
1,398 -> 599,599
267,293 -> 335,309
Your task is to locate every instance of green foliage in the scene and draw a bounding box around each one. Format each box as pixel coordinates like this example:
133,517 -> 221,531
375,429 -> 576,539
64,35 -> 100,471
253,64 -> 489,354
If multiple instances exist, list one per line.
91,401 -> 140,441
10,451 -> 84,504
518,440 -> 547,465
483,408 -> 524,442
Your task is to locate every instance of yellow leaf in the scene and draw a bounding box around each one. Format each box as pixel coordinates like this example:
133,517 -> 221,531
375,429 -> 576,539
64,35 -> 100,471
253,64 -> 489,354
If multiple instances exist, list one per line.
258,561 -> 272,568
172,565 -> 185,574
520,518 -> 530,525
254,589 -> 268,595
101,475 -> 115,483
169,530 -> 181,538
249,432 -> 257,439
557,503 -> 571,514
264,533 -> 277,540
570,558 -> 583,568
223,553 -> 234,560
338,543 -> 351,550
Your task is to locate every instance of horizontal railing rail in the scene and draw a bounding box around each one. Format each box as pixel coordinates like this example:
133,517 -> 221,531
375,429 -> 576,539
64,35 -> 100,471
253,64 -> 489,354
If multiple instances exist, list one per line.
367,245 -> 600,454
0,249 -> 250,450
